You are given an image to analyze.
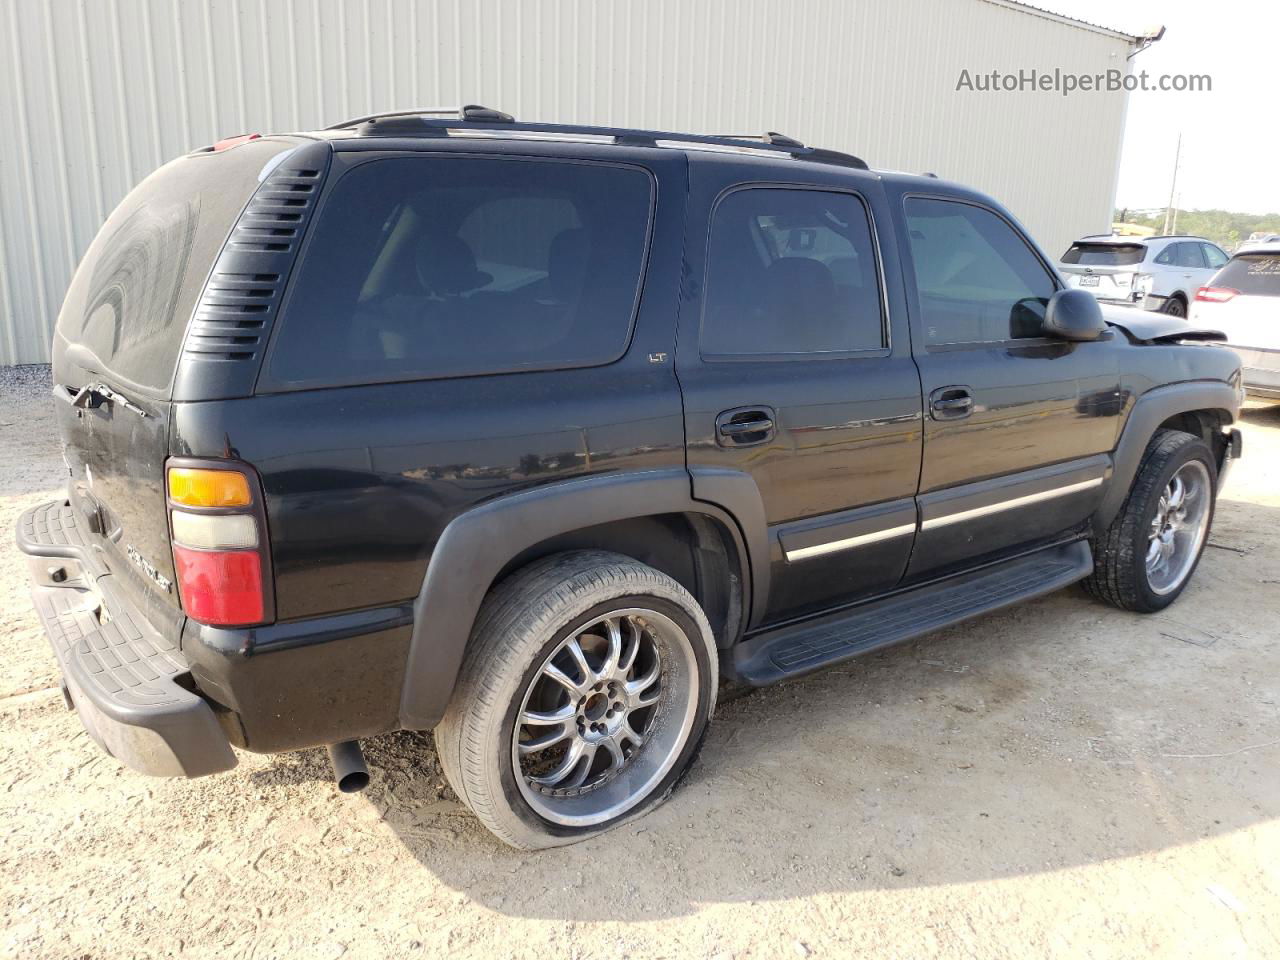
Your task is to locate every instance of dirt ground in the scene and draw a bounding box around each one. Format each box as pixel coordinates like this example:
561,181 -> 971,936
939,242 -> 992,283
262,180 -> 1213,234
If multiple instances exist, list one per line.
2,363 -> 1278,960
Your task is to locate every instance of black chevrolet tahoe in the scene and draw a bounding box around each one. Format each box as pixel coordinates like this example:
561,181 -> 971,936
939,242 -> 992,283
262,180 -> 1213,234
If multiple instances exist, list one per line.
18,106 -> 1244,849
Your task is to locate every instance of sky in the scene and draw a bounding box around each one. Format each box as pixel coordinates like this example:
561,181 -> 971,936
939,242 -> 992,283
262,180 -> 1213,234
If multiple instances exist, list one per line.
1042,0 -> 1278,215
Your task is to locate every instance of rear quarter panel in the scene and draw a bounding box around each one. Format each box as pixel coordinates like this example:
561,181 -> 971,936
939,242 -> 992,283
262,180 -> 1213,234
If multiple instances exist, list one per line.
171,367 -> 686,621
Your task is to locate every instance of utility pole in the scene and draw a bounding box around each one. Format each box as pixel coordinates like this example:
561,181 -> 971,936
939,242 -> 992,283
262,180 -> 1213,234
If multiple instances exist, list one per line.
1163,133 -> 1181,234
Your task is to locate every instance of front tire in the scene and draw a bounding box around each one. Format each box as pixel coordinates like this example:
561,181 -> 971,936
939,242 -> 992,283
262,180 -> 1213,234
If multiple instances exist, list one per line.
435,551 -> 718,850
1083,429 -> 1217,612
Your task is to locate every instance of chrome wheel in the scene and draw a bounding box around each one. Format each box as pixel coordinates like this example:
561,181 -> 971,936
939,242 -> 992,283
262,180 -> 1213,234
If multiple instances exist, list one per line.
1145,460 -> 1211,595
513,607 -> 699,827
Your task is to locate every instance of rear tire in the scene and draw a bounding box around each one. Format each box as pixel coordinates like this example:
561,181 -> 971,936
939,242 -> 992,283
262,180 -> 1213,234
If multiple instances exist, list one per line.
435,551 -> 717,850
1161,295 -> 1187,318
1083,429 -> 1216,613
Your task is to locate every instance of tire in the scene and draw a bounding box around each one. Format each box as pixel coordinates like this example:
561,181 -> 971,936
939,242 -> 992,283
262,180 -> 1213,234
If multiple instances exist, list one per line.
434,550 -> 718,850
1161,296 -> 1187,318
1083,429 -> 1217,613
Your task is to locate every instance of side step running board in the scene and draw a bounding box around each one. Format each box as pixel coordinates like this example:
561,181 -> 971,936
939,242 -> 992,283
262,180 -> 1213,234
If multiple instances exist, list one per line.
732,540 -> 1093,686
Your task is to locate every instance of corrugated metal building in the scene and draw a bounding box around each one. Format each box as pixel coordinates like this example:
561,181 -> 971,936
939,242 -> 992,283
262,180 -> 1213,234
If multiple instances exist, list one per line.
0,0 -> 1136,365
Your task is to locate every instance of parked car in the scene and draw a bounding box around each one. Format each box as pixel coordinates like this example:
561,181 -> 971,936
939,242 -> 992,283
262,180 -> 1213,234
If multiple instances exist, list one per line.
1192,243 -> 1280,401
18,107 -> 1244,849
1059,234 -> 1229,317
1237,233 -> 1280,254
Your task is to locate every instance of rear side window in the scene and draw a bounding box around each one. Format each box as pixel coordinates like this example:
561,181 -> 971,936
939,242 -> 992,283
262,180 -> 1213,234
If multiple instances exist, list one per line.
700,188 -> 884,357
268,156 -> 653,386
1214,254 -> 1280,297
904,198 -> 1056,345
1175,242 -> 1206,269
1061,242 -> 1146,266
1154,242 -> 1205,267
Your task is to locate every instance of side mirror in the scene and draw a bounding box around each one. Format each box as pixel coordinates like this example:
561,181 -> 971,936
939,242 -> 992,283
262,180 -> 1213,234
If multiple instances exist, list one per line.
1043,288 -> 1107,341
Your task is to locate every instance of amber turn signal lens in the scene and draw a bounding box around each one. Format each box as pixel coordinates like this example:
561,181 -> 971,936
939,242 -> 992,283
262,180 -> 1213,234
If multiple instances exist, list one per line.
168,467 -> 252,508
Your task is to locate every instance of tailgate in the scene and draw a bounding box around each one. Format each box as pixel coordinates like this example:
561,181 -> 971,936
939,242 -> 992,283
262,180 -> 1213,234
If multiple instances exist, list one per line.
1217,295 -> 1280,351
1060,263 -> 1136,300
54,385 -> 182,634
48,137 -> 303,634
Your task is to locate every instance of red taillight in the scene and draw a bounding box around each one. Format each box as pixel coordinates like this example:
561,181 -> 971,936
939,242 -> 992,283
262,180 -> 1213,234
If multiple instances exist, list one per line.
172,547 -> 264,626
1196,285 -> 1240,303
167,462 -> 272,628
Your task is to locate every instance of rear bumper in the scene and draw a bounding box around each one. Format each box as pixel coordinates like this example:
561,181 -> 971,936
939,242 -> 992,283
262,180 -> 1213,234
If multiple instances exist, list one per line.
16,501 -> 236,778
1094,292 -> 1177,312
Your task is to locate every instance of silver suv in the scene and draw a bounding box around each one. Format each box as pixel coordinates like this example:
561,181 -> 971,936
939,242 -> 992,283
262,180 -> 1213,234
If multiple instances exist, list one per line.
1059,235 -> 1229,317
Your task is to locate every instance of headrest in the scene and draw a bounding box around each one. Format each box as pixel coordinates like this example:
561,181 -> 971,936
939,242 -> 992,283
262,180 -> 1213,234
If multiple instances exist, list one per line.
762,257 -> 837,309
415,235 -> 491,296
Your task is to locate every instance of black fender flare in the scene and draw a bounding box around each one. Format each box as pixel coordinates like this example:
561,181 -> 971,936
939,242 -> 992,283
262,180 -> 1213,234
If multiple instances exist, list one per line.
398,468 -> 768,729
1094,380 -> 1237,529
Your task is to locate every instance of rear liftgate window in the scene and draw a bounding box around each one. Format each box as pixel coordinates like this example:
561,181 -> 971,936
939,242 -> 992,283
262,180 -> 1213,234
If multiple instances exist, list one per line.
268,156 -> 654,386
55,149 -> 280,394
1215,254 -> 1280,297
1061,243 -> 1146,266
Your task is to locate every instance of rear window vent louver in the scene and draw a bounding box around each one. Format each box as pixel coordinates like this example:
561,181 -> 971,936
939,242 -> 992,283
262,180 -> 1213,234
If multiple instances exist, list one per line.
174,142 -> 332,401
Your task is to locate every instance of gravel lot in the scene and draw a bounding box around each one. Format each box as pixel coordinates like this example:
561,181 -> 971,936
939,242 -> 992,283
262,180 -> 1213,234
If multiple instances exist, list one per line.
2,363 -> 1278,959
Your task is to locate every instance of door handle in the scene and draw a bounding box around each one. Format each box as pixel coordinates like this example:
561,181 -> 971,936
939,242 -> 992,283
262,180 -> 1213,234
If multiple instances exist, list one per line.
929,386 -> 974,420
715,407 -> 776,447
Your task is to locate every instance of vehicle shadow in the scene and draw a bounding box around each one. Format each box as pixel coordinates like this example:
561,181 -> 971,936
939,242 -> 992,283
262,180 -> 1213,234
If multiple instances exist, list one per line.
1240,401 -> 1280,427
258,498 -> 1280,921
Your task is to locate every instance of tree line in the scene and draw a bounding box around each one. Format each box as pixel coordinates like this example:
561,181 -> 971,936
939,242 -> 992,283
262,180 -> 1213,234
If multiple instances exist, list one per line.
1115,208 -> 1280,250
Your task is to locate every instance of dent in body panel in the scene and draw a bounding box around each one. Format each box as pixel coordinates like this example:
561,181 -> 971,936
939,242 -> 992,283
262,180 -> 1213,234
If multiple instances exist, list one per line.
1118,340 -> 1242,400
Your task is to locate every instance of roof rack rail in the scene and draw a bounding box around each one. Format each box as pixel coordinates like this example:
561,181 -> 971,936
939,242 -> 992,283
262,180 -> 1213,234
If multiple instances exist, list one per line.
707,131 -> 806,148
324,104 -> 514,130
801,147 -> 870,171
325,106 -> 870,170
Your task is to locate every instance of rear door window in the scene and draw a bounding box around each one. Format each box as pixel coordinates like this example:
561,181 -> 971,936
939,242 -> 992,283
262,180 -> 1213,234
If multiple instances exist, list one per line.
1215,254 -> 1280,297
904,197 -> 1057,345
267,156 -> 654,387
700,187 -> 884,356
1175,242 -> 1207,269
1061,242 -> 1146,266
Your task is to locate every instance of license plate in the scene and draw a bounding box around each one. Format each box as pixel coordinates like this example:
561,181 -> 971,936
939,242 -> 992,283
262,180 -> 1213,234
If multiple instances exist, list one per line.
1079,275 -> 1100,287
